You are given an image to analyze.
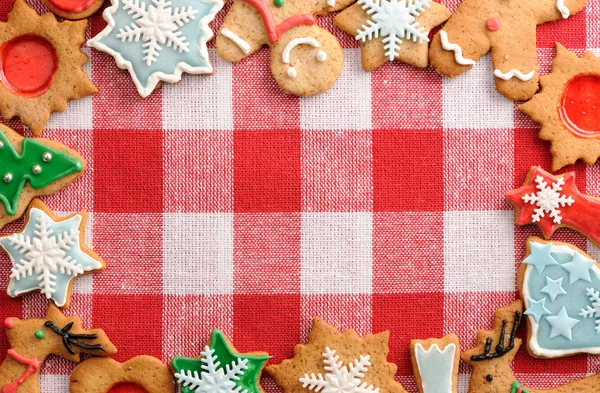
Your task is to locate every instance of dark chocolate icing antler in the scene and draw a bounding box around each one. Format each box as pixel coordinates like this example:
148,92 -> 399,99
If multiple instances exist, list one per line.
45,321 -> 105,355
470,311 -> 521,361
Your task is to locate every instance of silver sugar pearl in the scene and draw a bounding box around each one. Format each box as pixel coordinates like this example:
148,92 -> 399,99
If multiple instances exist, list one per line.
3,173 -> 12,183
42,152 -> 52,162
32,165 -> 42,175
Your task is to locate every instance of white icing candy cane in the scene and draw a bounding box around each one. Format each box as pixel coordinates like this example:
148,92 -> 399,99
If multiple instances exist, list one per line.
439,30 -> 476,66
556,0 -> 570,19
221,28 -> 251,54
282,37 -> 327,78
494,69 -> 535,82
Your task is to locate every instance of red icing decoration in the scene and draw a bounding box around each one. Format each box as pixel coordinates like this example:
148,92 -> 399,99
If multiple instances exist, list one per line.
486,17 -> 500,31
48,0 -> 96,13
107,382 -> 150,393
3,318 -> 14,329
0,35 -> 58,98
1,349 -> 43,393
559,74 -> 600,137
507,166 -> 600,244
243,0 -> 315,43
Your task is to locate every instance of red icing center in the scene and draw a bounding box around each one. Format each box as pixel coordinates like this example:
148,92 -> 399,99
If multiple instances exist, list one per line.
48,0 -> 97,13
559,74 -> 600,137
107,382 -> 150,393
486,17 -> 500,31
0,35 -> 58,97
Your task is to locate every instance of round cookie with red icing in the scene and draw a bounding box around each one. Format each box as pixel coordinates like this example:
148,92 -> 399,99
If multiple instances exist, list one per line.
41,0 -> 105,20
70,356 -> 175,393
520,44 -> 600,170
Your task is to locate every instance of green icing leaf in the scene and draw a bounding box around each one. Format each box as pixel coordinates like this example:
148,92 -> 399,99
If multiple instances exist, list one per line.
0,131 -> 83,215
172,329 -> 271,393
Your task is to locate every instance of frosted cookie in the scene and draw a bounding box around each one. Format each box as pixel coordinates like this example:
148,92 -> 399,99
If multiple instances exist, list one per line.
41,0 -> 105,20
0,0 -> 97,135
88,0 -> 223,98
410,335 -> 460,393
428,0 -> 587,101
520,44 -> 600,170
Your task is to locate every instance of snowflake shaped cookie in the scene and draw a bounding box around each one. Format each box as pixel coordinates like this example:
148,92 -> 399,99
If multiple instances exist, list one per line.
88,0 -> 223,97
267,318 -> 406,393
172,329 -> 271,393
581,288 -> 600,334
0,199 -> 104,308
334,0 -> 450,71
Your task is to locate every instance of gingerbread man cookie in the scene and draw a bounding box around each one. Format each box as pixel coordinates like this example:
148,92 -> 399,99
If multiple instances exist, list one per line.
0,124 -> 86,231
0,304 -> 117,393
429,0 -> 587,101
41,0 -> 105,20
0,0 -> 97,136
520,44 -> 600,170
216,0 -> 354,96
334,0 -> 451,71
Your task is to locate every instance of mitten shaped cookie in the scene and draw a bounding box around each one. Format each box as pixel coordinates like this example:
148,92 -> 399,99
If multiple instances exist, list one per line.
216,0 -> 355,96
429,0 -> 587,101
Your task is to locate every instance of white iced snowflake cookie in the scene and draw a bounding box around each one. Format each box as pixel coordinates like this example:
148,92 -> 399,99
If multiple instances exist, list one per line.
88,0 -> 223,97
0,199 -> 105,308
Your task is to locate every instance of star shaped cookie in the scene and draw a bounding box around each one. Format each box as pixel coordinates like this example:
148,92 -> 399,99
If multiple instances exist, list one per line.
334,0 -> 450,71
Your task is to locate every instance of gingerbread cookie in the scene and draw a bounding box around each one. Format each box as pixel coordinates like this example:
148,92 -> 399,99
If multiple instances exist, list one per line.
410,335 -> 460,393
216,0 -> 353,96
428,0 -> 587,101
0,199 -> 104,308
507,166 -> 600,248
266,317 -> 407,393
462,300 -> 599,393
334,0 -> 451,71
0,124 -> 85,231
0,304 -> 117,393
518,237 -> 600,358
0,0 -> 97,136
41,0 -> 105,20
172,329 -> 271,393
520,45 -> 600,170
71,356 -> 175,393
88,0 -> 223,98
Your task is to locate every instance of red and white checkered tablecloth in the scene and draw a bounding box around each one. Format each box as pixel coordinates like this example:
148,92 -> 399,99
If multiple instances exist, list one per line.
1,0 -> 600,391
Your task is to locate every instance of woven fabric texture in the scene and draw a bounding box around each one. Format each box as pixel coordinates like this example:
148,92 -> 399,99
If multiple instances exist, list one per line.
0,0 -> 599,391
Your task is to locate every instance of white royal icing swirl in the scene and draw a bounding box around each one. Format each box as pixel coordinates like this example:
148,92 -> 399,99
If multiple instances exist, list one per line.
556,0 -> 570,19
282,37 -> 325,78
221,28 -> 251,54
494,69 -> 535,81
439,30 -> 476,66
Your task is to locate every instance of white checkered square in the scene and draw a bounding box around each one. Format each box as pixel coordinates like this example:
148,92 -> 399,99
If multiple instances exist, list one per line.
40,374 -> 70,393
162,49 -> 233,130
46,48 -> 93,130
301,212 -> 372,294
300,49 -> 371,130
444,210 -> 515,292
163,213 -> 233,294
442,54 -> 514,129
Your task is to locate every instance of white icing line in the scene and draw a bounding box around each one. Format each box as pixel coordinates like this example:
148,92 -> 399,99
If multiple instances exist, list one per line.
327,0 -> 336,6
494,69 -> 536,81
221,28 -> 251,54
556,0 -> 570,19
439,30 -> 476,66
282,37 -> 320,64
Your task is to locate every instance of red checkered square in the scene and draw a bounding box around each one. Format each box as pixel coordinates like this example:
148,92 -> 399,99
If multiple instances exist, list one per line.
233,294 -> 301,363
372,293 -> 444,376
234,130 -> 301,212
588,0 -> 600,49
92,213 -> 163,294
373,129 -> 444,212
301,294 -> 372,340
444,128 -> 514,211
373,212 -> 444,293
94,129 -> 163,213
163,129 -> 233,213
537,9 -> 587,49
302,130 -> 372,212
233,213 -> 301,294
372,64 -> 443,130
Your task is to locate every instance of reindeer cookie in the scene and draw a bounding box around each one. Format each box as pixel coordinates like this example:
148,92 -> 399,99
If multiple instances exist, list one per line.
462,300 -> 599,393
41,0 -> 105,20
518,238 -> 600,358
71,356 -> 175,393
334,0 -> 451,71
216,0 -> 353,96
429,0 -> 587,101
0,304 -> 117,393
410,335 -> 460,393
266,317 -> 407,393
520,45 -> 600,170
